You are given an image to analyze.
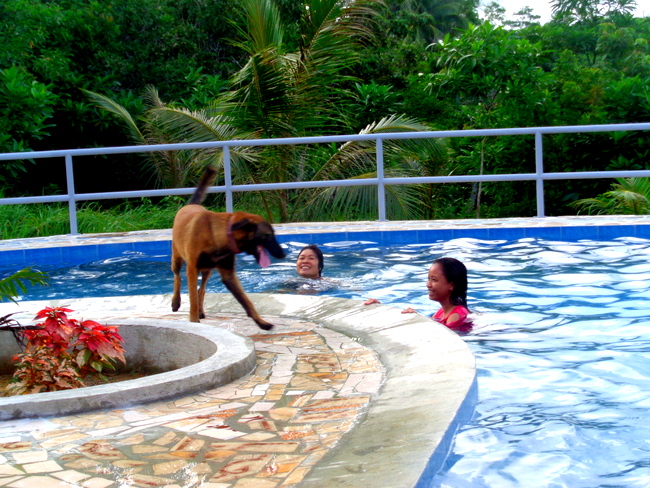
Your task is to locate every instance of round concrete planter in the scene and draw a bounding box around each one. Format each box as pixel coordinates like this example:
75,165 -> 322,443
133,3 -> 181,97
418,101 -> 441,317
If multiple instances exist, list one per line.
0,319 -> 256,420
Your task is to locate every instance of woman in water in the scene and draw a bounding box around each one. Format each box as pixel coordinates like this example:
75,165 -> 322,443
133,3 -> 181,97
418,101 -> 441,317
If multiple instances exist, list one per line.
295,244 -> 324,279
365,257 -> 471,330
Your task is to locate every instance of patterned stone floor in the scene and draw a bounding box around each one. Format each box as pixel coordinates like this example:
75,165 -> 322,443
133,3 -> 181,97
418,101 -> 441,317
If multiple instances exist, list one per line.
0,312 -> 383,488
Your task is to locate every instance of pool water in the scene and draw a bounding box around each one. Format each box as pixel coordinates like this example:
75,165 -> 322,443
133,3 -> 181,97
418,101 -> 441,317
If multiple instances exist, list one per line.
7,236 -> 650,487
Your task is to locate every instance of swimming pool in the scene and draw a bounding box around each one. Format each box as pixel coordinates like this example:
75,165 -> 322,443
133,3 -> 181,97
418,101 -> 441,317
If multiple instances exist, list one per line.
5,231 -> 650,487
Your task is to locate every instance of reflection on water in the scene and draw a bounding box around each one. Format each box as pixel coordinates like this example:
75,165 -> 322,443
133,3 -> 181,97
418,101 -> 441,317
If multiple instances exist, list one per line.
4,236 -> 650,487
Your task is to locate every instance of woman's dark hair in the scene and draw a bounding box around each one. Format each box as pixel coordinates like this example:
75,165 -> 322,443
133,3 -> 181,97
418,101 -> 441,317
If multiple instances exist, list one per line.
299,245 -> 324,277
434,257 -> 468,309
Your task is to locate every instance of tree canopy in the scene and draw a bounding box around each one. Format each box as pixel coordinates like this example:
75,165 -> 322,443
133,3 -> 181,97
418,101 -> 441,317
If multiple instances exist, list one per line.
1,0 -> 649,220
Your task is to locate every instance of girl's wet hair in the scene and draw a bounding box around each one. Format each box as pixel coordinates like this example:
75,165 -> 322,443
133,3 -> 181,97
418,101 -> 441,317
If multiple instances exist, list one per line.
434,257 -> 468,309
299,245 -> 324,277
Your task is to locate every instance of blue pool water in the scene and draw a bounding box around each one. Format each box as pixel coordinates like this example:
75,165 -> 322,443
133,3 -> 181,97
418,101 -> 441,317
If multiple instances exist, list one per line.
4,235 -> 650,487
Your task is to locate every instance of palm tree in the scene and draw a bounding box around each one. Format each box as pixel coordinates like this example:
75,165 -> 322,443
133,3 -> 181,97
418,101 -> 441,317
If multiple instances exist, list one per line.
83,87 -> 221,189
550,0 -> 637,23
571,177 -> 650,215
393,0 -> 471,44
87,0 -> 448,222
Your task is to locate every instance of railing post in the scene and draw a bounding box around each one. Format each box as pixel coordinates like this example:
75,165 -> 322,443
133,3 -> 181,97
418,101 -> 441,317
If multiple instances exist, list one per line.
535,131 -> 545,217
65,154 -> 79,234
223,145 -> 233,213
376,137 -> 386,221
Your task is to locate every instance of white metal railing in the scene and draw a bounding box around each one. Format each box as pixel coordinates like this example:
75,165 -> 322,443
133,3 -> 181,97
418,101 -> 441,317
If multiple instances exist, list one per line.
1,123 -> 650,235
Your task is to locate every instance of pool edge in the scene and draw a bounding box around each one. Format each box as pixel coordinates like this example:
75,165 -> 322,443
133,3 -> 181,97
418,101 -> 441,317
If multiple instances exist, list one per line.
2,215 -> 650,268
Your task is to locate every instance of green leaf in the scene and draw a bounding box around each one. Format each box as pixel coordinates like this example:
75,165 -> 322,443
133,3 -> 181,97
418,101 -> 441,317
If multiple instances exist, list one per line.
0,267 -> 49,304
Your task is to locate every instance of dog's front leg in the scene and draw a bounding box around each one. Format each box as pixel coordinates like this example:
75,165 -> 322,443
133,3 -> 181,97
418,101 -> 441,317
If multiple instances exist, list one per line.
218,267 -> 274,331
186,266 -> 202,323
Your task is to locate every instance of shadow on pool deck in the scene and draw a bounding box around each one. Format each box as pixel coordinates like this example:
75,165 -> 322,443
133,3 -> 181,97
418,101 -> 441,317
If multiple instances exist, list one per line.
0,293 -> 476,488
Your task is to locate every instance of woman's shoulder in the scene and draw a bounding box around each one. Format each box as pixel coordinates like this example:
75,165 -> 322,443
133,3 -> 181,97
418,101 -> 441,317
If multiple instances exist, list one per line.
452,305 -> 470,316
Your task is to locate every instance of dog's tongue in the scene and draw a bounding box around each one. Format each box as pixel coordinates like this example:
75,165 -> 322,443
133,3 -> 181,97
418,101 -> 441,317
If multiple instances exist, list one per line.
257,245 -> 270,268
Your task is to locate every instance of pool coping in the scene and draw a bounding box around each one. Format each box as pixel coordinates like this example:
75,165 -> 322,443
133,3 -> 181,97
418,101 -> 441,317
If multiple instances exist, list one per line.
211,293 -> 477,488
2,215 -> 650,268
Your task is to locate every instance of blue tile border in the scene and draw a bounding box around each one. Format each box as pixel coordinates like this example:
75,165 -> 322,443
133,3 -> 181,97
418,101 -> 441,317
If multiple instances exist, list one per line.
2,223 -> 650,270
598,225 -> 635,240
0,249 -> 25,267
416,376 -> 479,488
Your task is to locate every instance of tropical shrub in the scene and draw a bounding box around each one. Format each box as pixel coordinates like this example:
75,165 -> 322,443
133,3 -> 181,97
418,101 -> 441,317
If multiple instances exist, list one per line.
7,307 -> 126,395
570,177 -> 650,214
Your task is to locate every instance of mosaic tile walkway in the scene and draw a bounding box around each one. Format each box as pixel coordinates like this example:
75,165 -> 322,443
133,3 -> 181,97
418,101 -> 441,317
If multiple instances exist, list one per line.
0,313 -> 383,488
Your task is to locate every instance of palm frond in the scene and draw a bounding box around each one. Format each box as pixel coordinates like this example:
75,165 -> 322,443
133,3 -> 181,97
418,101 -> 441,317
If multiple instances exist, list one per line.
311,114 -> 445,182
82,89 -> 145,144
230,0 -> 285,55
149,106 -> 267,186
149,107 -> 248,143
0,267 -> 49,304
142,85 -> 166,110
229,48 -> 297,137
295,170 -> 429,221
571,177 -> 650,215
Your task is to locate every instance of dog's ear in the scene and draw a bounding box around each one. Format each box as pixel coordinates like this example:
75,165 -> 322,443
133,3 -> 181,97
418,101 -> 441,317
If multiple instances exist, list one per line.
230,218 -> 255,232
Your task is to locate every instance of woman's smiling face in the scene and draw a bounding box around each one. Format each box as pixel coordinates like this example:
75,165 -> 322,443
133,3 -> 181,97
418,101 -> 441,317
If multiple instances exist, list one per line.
427,263 -> 453,303
296,248 -> 320,279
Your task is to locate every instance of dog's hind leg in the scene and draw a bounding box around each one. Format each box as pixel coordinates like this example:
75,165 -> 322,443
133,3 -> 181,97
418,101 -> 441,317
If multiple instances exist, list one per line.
171,252 -> 183,313
198,269 -> 212,320
218,267 -> 274,331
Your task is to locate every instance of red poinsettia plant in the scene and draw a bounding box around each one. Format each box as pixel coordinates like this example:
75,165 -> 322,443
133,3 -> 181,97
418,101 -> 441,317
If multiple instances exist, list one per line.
7,307 -> 126,395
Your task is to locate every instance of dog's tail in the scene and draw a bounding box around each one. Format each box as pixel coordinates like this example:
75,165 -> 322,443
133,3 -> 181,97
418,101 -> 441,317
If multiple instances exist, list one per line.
188,166 -> 218,205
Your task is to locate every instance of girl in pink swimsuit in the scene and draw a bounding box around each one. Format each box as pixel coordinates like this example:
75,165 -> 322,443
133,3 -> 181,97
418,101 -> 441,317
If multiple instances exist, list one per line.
365,257 -> 471,332
426,257 -> 471,330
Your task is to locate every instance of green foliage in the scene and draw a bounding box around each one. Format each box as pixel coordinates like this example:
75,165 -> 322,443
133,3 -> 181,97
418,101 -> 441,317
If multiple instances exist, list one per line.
388,0 -> 474,44
571,177 -> 650,214
551,0 -> 637,24
346,81 -> 404,131
417,23 -> 553,216
0,66 -> 58,188
0,67 -> 57,147
0,0 -> 246,196
86,0 -> 449,223
0,197 -> 181,239
1,0 -> 650,222
7,307 -> 126,395
428,23 -> 550,117
0,267 -> 49,304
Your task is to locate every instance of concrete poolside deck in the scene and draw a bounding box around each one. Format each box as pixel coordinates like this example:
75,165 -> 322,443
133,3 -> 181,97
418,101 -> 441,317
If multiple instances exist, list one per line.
0,293 -> 476,488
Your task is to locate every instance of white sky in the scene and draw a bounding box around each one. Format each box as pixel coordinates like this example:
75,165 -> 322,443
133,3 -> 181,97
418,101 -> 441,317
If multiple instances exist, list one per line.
481,0 -> 650,24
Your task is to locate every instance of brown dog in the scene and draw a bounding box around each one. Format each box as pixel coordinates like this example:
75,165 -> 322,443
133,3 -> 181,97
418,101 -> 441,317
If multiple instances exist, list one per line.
171,166 -> 286,329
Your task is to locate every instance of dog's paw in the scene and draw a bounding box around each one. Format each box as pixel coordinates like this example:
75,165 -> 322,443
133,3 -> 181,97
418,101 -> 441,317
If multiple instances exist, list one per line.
257,321 -> 274,331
